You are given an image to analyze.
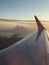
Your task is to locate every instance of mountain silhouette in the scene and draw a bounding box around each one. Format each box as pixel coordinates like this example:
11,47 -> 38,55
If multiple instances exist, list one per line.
0,25 -> 32,37
12,25 -> 32,37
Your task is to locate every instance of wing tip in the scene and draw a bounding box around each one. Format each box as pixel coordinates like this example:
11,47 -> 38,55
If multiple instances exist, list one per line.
34,15 -> 45,30
34,16 -> 45,41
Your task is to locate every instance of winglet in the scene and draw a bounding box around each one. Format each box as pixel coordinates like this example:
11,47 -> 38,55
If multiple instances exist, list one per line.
34,16 -> 45,41
34,16 -> 45,30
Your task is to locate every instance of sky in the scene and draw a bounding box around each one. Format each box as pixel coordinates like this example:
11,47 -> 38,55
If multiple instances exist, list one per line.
0,0 -> 49,20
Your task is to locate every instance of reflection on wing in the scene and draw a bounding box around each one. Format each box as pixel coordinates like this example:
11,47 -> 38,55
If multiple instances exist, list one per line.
0,16 -> 49,65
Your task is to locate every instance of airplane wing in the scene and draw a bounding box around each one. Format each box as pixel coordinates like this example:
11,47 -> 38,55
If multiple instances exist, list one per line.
0,16 -> 49,65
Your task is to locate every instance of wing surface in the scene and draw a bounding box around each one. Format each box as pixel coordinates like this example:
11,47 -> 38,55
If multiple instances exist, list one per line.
0,16 -> 49,65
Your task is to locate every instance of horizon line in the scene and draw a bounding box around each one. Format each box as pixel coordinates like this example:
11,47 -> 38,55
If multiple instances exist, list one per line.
0,19 -> 49,21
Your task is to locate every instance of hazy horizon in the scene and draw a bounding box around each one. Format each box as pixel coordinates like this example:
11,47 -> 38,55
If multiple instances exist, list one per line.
0,20 -> 48,31
0,20 -> 49,37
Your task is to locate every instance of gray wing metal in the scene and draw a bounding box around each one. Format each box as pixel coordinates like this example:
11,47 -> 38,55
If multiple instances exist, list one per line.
0,16 -> 49,65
